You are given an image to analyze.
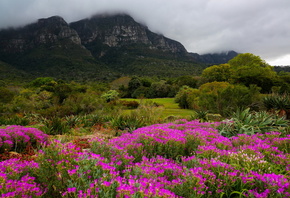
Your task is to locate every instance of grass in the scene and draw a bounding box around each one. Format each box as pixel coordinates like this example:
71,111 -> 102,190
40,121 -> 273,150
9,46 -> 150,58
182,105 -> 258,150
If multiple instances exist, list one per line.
121,98 -> 195,118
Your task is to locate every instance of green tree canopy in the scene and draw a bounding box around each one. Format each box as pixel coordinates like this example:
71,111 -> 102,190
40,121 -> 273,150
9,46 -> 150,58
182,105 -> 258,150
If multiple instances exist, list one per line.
101,90 -> 119,102
128,76 -> 142,97
228,53 -> 277,92
176,75 -> 198,88
201,64 -> 231,82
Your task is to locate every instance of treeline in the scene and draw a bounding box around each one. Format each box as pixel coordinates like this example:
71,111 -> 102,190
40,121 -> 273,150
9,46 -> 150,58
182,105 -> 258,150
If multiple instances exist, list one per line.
1,53 -> 290,120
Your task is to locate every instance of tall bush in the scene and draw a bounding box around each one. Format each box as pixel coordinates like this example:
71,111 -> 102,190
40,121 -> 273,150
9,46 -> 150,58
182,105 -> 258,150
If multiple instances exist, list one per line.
175,82 -> 261,116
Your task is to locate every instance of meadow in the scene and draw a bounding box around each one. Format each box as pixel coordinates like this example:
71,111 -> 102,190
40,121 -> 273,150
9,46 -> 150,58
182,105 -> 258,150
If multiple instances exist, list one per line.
121,98 -> 198,118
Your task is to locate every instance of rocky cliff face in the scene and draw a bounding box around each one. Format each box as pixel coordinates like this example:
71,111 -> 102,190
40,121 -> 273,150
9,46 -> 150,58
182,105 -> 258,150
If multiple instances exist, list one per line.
70,14 -> 187,57
0,16 -> 82,54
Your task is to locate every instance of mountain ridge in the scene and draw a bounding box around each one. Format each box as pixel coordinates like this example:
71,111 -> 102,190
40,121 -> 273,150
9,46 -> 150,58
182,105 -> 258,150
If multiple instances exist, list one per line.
0,13 -> 238,81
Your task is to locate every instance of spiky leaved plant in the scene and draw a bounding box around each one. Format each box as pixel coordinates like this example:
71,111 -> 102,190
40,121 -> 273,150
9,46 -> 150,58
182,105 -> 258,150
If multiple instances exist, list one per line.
263,93 -> 290,119
218,108 -> 289,137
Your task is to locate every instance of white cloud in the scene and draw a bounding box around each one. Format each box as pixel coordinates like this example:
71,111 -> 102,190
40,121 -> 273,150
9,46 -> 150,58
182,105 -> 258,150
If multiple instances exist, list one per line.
268,54 -> 290,66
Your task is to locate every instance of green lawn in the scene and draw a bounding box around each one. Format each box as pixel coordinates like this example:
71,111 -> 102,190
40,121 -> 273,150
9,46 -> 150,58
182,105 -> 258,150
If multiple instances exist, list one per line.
121,98 -> 195,118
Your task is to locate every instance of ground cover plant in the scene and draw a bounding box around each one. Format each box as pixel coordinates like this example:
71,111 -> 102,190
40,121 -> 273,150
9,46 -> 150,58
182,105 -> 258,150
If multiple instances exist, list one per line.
0,120 -> 289,198
0,125 -> 48,153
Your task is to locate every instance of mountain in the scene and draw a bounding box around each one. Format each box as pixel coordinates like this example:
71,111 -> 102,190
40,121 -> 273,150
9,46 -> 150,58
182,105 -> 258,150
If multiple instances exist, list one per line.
189,51 -> 239,65
0,13 -> 238,81
0,16 -> 110,81
70,14 -> 188,58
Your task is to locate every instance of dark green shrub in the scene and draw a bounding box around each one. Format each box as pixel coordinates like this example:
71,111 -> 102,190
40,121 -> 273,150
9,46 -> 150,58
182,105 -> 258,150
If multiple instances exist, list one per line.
0,87 -> 15,104
120,100 -> 140,109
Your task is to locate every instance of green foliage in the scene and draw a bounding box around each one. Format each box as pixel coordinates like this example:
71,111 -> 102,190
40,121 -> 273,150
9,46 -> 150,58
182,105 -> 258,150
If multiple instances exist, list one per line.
175,86 -> 199,109
120,100 -> 140,109
146,80 -> 172,98
263,93 -> 290,111
175,82 -> 261,117
62,92 -> 104,115
109,101 -> 163,133
198,81 -> 231,113
110,114 -> 145,133
28,77 -> 56,89
229,53 -> 277,93
201,63 -> 231,82
53,83 -> 73,104
40,117 -> 70,135
0,87 -> 15,104
176,75 -> 198,88
131,86 -> 150,98
263,93 -> 290,119
101,90 -> 120,102
128,76 -> 142,96
218,108 -> 289,137
0,115 -> 30,126
217,84 -> 261,116
125,77 -> 180,99
191,110 -> 209,122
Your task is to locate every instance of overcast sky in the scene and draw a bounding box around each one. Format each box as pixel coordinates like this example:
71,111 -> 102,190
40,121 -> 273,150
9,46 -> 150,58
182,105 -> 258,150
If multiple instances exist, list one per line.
0,0 -> 289,65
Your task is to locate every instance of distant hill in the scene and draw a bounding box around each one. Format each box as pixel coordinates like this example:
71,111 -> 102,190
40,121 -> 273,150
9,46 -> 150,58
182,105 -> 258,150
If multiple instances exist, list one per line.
274,66 -> 290,73
0,13 -> 238,81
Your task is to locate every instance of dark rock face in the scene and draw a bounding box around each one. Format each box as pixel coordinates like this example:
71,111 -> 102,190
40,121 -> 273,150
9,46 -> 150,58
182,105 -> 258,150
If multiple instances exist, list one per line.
0,16 -> 82,54
70,14 -> 187,57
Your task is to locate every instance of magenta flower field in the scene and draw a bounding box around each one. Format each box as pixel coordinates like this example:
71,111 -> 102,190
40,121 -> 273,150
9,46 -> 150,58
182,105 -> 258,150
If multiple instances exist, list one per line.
0,120 -> 289,197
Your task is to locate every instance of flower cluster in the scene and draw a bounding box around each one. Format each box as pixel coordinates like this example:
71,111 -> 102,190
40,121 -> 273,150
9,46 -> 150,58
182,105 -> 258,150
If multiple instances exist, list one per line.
0,158 -> 45,197
0,125 -> 48,153
0,120 -> 289,197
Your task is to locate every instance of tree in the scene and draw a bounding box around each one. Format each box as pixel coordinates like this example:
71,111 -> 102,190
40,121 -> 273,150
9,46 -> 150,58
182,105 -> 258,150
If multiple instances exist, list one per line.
132,86 -> 150,98
147,80 -> 171,98
128,76 -> 142,97
228,53 -> 277,93
197,82 -> 260,115
101,90 -> 119,102
198,82 -> 231,112
175,85 -> 199,109
201,64 -> 231,82
218,84 -> 260,116
176,75 -> 198,88
29,77 -> 56,87
53,83 -> 73,104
